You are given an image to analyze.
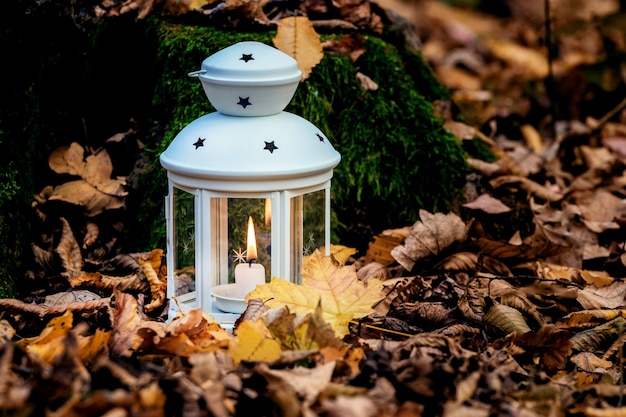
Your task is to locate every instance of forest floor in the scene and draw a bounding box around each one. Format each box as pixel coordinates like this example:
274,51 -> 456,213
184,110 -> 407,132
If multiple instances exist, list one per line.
3,0 -> 626,416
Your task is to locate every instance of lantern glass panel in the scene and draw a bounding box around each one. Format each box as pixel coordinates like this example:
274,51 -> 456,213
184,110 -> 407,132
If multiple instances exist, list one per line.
227,198 -> 271,283
172,187 -> 196,298
291,189 -> 327,280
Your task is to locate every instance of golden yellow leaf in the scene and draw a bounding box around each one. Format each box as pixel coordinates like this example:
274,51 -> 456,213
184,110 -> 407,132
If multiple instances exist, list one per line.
273,16 -> 323,80
0,319 -> 15,342
248,249 -> 384,337
228,319 -> 281,365
138,251 -> 166,312
330,244 -> 357,264
580,269 -> 614,288
315,244 -> 357,266
264,303 -> 345,351
584,406 -> 626,417
559,309 -> 626,329
16,310 -> 74,364
77,328 -> 111,362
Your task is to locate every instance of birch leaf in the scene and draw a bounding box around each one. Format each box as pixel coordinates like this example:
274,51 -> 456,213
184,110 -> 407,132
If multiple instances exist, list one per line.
273,16 -> 323,80
247,249 -> 384,337
483,302 -> 531,336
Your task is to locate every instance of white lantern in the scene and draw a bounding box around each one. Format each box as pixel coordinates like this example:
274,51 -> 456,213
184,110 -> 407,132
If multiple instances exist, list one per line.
160,41 -> 341,324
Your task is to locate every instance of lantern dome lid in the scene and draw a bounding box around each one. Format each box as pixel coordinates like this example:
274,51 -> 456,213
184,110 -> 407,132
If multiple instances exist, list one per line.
189,41 -> 302,116
196,41 -> 301,86
159,111 -> 341,192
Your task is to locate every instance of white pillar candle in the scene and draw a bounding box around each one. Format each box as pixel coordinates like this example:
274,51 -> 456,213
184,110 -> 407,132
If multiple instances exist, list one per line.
235,262 -> 265,295
235,216 -> 265,296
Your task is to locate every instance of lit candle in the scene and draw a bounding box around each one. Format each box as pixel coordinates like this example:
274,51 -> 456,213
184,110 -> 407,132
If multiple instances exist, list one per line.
235,216 -> 266,296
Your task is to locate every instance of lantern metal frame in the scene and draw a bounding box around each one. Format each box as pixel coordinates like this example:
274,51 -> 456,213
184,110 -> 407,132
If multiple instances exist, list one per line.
160,42 -> 341,324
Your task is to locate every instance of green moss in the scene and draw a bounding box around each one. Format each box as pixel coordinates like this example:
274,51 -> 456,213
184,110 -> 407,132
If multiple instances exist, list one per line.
289,36 -> 468,245
464,136 -> 498,162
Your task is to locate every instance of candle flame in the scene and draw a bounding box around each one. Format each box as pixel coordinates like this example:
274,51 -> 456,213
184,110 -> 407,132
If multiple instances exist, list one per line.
246,216 -> 258,262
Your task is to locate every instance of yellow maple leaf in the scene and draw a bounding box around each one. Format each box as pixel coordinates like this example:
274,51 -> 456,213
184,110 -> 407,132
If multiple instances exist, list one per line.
247,249 -> 384,337
304,244 -> 357,266
228,319 -> 281,365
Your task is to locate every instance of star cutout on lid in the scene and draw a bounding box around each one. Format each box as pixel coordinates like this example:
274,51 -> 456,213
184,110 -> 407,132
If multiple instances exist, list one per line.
264,141 -> 278,153
193,138 -> 205,149
237,97 -> 252,108
316,133 -> 324,142
240,53 -> 254,63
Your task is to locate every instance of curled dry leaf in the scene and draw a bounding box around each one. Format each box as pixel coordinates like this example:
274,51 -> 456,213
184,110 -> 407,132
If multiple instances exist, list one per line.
273,16 -> 323,80
356,71 -> 378,90
576,280 -> 626,310
558,309 -> 626,331
43,290 -> 101,307
82,221 -> 99,248
263,303 -> 345,352
514,325 -> 573,374
462,193 -> 511,214
391,209 -> 467,271
490,175 -> 564,202
0,320 -> 16,342
137,250 -> 167,312
256,361 -> 336,410
570,352 -> 613,372
570,316 -> 626,352
65,271 -> 147,293
57,217 -> 84,272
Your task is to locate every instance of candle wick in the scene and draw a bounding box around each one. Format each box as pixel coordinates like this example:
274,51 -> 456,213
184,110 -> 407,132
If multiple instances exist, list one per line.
248,259 -> 256,267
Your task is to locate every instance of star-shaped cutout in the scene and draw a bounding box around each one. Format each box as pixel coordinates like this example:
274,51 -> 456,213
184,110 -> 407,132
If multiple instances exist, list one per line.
232,247 -> 247,264
264,141 -> 278,154
237,97 -> 252,109
240,53 -> 254,63
316,133 -> 324,142
193,138 -> 205,149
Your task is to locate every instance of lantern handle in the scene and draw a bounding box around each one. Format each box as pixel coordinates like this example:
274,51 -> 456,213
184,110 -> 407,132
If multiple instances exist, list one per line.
187,70 -> 207,78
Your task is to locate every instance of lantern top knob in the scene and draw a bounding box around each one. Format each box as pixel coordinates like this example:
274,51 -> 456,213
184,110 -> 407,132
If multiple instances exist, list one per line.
189,41 -> 302,116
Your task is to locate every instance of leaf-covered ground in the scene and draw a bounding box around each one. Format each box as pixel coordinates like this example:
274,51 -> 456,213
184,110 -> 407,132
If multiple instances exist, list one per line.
3,0 -> 626,416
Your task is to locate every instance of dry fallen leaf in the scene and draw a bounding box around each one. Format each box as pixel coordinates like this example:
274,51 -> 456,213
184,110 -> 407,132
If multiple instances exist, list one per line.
391,209 -> 468,271
44,142 -> 127,216
273,16 -> 324,80
263,303 -> 345,352
56,217 -> 84,272
462,193 -> 511,214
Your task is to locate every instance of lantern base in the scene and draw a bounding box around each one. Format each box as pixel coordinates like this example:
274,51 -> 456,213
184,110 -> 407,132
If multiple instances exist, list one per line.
167,295 -> 241,331
211,283 -> 249,314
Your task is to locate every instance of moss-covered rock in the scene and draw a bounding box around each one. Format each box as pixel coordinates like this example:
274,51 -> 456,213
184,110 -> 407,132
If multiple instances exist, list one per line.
1,3 -> 470,296
140,20 -> 468,251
